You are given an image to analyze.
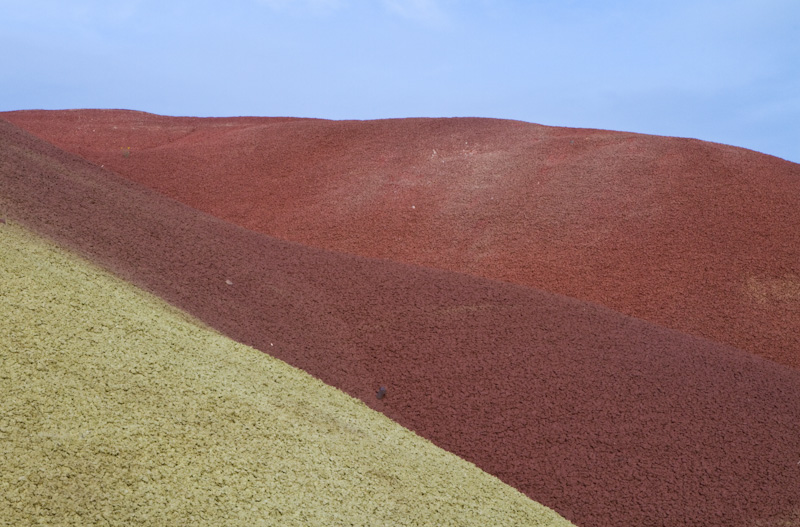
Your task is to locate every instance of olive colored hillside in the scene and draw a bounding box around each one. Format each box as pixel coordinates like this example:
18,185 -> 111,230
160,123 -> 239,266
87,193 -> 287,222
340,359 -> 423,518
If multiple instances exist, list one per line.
0,222 -> 573,527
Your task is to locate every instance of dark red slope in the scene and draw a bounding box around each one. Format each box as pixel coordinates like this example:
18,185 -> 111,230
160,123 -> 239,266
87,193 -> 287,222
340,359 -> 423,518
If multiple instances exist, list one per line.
4,109 -> 798,371
3,118 -> 800,527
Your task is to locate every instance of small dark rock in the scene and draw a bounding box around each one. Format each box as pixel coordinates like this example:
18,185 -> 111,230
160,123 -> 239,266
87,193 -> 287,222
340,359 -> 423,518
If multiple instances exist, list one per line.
376,386 -> 387,400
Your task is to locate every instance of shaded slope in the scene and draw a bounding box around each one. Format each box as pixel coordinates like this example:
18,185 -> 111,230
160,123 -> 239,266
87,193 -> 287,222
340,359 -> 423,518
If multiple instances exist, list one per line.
0,222 -> 570,527
4,109 -> 799,369
3,118 -> 800,527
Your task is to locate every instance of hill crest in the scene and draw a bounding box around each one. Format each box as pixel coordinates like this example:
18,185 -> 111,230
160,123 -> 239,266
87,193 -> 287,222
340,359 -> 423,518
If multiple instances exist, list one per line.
5,109 -> 798,370
3,115 -> 800,526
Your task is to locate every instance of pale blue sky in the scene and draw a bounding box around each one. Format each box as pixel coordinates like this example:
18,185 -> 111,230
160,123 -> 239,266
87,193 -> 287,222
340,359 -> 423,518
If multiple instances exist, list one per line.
2,0 -> 798,162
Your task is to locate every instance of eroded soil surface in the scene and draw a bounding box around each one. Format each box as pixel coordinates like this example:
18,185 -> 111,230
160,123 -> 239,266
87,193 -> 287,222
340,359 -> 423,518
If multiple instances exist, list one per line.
5,109 -> 799,370
3,115 -> 800,526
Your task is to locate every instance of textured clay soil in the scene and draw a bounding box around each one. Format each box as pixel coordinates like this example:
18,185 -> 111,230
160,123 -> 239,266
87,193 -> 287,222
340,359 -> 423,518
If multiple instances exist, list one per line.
3,116 -> 800,527
2,221 -> 569,527
4,109 -> 799,371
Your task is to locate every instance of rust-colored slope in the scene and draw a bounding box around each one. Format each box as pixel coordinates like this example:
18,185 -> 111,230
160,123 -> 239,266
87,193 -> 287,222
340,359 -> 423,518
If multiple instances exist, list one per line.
2,222 -> 573,527
3,119 -> 800,527
4,109 -> 798,371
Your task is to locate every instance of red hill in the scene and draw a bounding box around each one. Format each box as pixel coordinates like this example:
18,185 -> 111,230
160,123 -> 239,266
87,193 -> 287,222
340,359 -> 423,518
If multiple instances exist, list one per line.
3,116 -> 800,527
5,109 -> 798,370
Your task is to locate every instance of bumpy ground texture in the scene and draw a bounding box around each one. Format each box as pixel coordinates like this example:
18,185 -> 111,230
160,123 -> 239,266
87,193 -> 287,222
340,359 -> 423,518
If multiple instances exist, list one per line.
2,112 -> 800,526
1,221 -> 569,526
5,109 -> 799,370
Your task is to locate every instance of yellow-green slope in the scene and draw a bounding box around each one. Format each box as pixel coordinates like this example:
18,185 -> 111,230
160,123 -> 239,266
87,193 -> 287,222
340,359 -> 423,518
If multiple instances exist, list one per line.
0,221 -> 573,526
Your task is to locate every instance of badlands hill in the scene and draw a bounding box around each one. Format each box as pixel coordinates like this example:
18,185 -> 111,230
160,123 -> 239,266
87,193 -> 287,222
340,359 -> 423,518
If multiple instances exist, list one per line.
2,113 -> 800,526
5,109 -> 799,371
1,221 -> 571,526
